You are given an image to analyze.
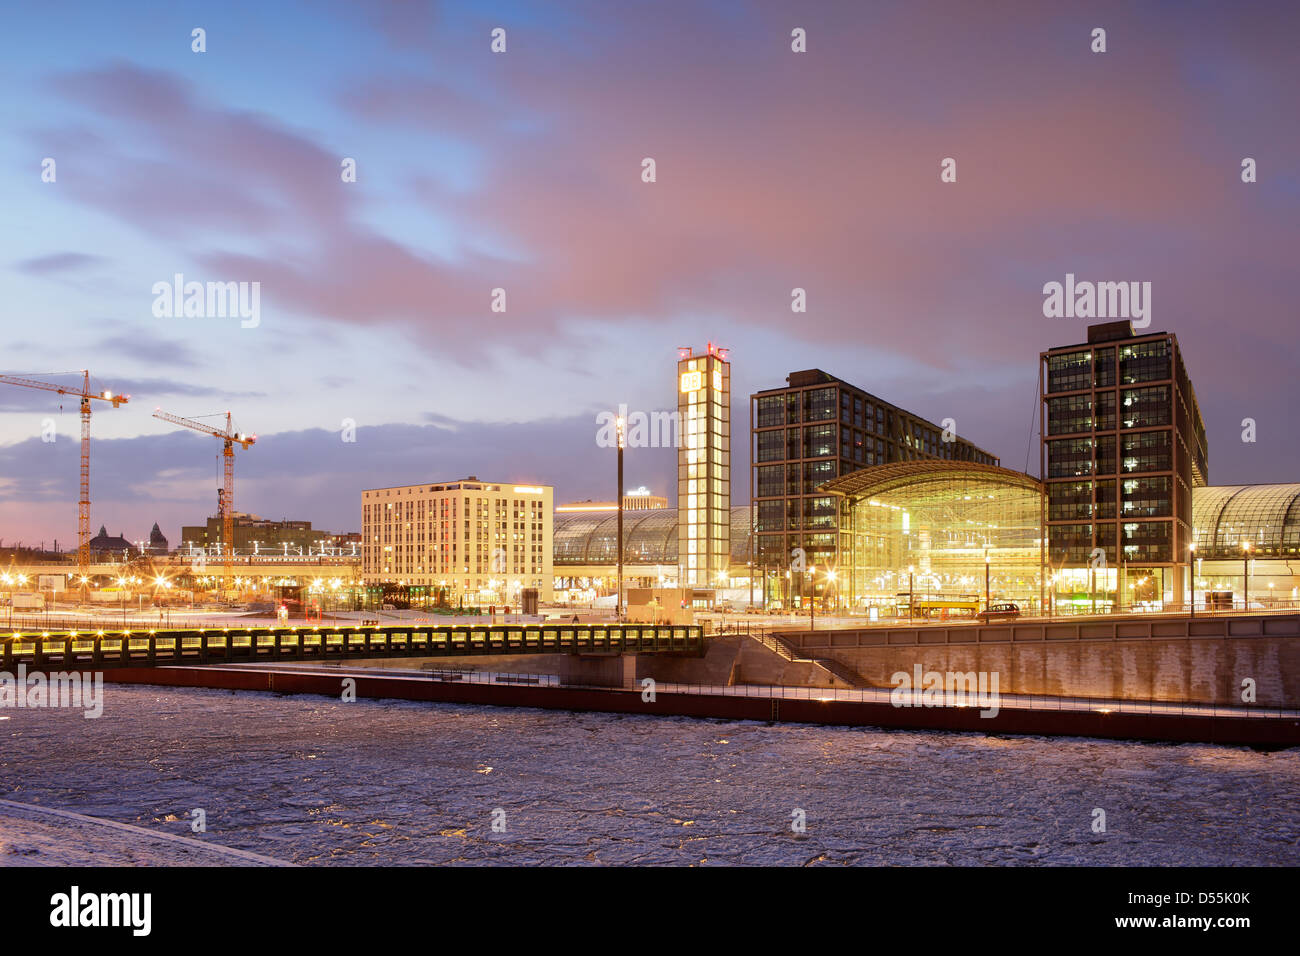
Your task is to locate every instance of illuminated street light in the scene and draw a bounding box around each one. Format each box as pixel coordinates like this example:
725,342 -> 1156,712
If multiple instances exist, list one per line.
1242,540 -> 1252,610
616,412 -> 626,622
908,564 -> 915,622
984,549 -> 991,619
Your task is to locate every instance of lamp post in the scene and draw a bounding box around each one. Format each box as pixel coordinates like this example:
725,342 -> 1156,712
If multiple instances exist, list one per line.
809,566 -> 816,631
984,550 -> 991,620
1242,540 -> 1251,611
1188,541 -> 1196,618
908,564 -> 915,622
615,412 -> 625,623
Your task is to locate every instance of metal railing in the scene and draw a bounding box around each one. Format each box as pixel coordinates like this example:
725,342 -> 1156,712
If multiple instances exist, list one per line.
772,611 -> 1300,651
0,623 -> 704,672
1040,598 -> 1300,619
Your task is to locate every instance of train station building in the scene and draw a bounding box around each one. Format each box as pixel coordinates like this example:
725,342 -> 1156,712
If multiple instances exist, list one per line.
750,368 -> 1000,608
820,461 -> 1046,615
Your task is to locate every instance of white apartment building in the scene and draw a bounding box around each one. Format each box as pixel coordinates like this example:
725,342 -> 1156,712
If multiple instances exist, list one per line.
361,477 -> 553,603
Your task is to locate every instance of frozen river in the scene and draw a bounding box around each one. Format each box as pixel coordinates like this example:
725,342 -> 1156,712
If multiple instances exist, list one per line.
2,684 -> 1297,865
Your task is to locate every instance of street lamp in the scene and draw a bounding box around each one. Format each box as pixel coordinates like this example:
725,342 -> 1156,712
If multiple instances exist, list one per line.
908,564 -> 915,622
1188,541 -> 1196,618
809,566 -> 816,630
615,412 -> 625,623
1242,540 -> 1252,610
984,550 -> 991,620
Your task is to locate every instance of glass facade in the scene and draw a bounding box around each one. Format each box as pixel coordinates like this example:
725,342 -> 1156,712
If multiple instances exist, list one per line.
1041,326 -> 1207,610
553,507 -> 753,569
822,462 -> 1044,615
1192,484 -> 1300,559
750,369 -> 1000,607
678,348 -> 730,587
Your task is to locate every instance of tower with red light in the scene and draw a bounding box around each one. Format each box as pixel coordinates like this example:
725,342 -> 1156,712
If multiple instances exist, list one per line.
677,344 -> 731,588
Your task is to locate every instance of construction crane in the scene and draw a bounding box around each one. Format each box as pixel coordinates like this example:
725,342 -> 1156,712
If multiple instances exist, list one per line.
0,371 -> 128,589
153,409 -> 256,587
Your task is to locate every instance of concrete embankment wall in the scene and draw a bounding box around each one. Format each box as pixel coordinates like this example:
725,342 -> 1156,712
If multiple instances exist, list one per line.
101,665 -> 1300,746
337,635 -> 825,689
778,614 -> 1300,708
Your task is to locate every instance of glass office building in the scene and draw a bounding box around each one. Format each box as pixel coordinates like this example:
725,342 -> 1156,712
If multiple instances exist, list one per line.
1041,321 -> 1208,610
750,368 -> 999,608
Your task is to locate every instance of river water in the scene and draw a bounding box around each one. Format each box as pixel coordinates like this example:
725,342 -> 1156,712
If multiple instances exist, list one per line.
1,684 -> 1296,865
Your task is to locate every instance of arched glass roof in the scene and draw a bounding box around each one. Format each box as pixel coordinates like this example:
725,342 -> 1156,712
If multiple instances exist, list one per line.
1192,484 -> 1300,558
823,461 -> 1044,596
821,460 -> 1043,499
554,508 -> 753,565
554,480 -> 1300,568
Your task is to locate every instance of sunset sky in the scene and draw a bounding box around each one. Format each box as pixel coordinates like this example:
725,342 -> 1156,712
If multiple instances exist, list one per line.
1,0 -> 1297,548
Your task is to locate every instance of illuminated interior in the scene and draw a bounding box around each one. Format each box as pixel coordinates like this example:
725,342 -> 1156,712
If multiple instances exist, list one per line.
820,462 -> 1045,615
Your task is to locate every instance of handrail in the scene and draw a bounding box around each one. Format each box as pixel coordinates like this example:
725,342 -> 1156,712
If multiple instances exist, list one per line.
0,623 -> 705,672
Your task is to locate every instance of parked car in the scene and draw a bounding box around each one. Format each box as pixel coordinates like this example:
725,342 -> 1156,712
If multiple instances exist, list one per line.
978,602 -> 1021,623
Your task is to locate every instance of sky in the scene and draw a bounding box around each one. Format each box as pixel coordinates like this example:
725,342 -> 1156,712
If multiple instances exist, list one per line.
1,0 -> 1297,549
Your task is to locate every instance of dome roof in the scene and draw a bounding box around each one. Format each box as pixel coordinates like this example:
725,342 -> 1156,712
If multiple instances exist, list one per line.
554,507 -> 753,565
821,460 -> 1042,499
1192,484 -> 1300,559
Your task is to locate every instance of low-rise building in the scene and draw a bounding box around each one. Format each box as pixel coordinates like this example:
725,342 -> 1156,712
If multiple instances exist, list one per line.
180,513 -> 348,556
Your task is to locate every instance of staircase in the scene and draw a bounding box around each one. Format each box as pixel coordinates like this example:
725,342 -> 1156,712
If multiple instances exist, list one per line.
807,655 -> 867,689
746,627 -> 866,689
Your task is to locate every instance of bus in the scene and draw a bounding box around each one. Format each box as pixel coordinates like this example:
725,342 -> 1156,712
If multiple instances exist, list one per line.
896,593 -> 981,620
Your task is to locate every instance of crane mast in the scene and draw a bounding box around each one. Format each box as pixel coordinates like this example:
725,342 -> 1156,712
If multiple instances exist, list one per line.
0,370 -> 128,592
153,409 -> 256,588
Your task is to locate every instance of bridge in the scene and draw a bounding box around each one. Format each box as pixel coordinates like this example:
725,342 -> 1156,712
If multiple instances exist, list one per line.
3,556 -> 359,586
0,622 -> 703,673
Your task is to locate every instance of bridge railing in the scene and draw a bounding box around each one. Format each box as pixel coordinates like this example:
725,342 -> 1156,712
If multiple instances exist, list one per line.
0,622 -> 705,672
